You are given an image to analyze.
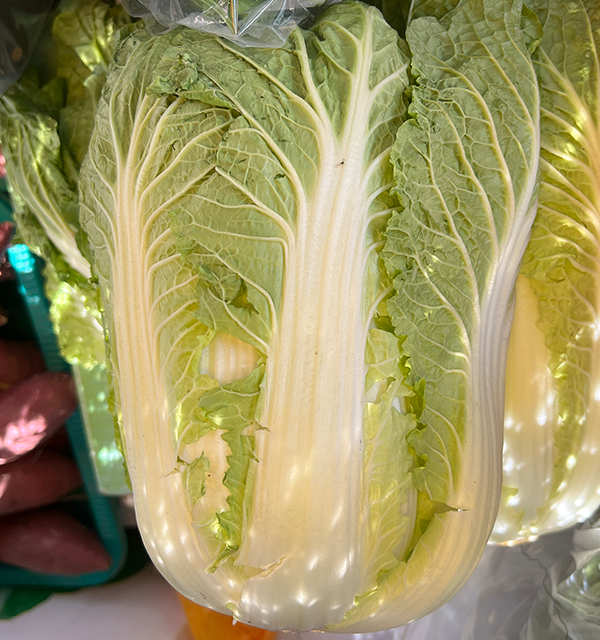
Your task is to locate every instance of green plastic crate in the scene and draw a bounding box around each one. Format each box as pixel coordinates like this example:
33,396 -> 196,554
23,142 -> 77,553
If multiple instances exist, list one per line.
0,245 -> 127,588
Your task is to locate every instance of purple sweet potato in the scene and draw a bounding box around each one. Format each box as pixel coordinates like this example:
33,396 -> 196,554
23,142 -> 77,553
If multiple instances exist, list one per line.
0,450 -> 81,516
0,372 -> 78,464
0,508 -> 112,575
0,339 -> 45,390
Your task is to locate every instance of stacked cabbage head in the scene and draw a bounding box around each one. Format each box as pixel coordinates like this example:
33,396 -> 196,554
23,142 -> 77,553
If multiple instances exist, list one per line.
3,0 -> 600,633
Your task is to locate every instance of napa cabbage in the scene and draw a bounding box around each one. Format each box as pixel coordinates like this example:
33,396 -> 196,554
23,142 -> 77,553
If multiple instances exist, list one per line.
78,0 -> 540,631
494,0 -> 600,544
0,0 -> 138,367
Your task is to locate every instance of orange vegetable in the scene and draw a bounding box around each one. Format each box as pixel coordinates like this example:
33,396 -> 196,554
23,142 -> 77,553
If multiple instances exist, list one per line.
178,594 -> 277,640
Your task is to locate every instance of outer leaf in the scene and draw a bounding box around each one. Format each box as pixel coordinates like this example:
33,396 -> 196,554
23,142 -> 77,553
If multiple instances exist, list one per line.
390,0 -> 540,503
78,21 -> 267,622
494,0 -> 600,543
340,0 -> 540,631
387,0 -> 539,505
0,72 -> 87,276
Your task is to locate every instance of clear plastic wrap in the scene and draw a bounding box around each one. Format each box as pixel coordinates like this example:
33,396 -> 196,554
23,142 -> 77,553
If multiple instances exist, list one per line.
120,0 -> 328,47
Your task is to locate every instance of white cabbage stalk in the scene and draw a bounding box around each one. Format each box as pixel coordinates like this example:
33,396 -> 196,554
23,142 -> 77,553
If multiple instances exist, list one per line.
79,0 -> 539,632
493,0 -> 600,545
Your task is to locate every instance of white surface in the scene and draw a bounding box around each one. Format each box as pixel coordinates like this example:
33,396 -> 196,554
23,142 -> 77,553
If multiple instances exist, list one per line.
0,564 -> 192,640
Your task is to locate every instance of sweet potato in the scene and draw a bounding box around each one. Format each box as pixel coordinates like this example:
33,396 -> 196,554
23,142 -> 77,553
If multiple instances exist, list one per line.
0,339 -> 45,390
43,426 -> 71,452
0,221 -> 15,284
0,221 -> 13,259
0,372 -> 78,464
0,450 -> 81,516
0,508 -> 112,575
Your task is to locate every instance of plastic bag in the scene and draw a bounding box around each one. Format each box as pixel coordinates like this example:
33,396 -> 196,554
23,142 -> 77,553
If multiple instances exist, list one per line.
0,0 -> 58,95
120,0 -> 328,47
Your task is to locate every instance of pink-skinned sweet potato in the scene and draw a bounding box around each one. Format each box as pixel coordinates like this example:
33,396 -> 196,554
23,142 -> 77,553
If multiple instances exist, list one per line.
43,427 -> 71,452
0,372 -> 78,465
0,339 -> 45,390
0,450 -> 81,516
0,508 -> 111,575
